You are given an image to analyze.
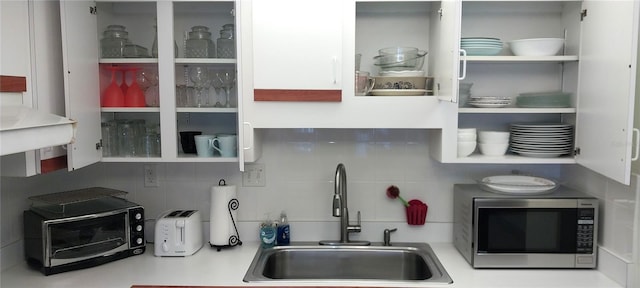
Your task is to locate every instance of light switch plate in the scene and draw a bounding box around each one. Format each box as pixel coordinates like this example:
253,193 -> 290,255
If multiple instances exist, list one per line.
243,163 -> 266,187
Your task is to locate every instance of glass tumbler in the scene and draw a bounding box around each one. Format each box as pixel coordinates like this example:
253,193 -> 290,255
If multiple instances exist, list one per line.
130,119 -> 147,154
117,120 -> 137,157
101,120 -> 118,157
142,131 -> 161,157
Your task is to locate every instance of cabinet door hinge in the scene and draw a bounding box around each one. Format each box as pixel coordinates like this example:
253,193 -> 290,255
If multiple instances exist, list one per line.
574,147 -> 581,156
90,6 -> 97,15
438,8 -> 443,20
580,9 -> 587,21
96,139 -> 103,150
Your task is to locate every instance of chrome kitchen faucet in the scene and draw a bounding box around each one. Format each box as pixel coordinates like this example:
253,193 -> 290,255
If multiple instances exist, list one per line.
319,163 -> 370,246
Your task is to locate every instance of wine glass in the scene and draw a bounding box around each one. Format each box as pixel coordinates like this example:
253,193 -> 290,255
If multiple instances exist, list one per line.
138,69 -> 159,107
189,66 -> 210,107
210,71 -> 224,107
216,70 -> 236,108
102,66 -> 125,107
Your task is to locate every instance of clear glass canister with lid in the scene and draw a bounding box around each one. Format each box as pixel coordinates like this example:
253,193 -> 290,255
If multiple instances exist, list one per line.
185,26 -> 215,58
217,24 -> 235,59
101,25 -> 129,58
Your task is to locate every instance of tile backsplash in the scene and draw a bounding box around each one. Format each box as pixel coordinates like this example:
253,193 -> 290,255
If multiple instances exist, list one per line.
1,128 -> 634,284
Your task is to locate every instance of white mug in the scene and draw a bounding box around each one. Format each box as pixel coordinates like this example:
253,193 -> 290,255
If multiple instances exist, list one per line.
210,134 -> 237,157
194,135 -> 215,157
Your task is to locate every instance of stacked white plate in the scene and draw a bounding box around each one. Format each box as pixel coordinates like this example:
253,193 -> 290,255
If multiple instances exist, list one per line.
509,123 -> 574,158
461,37 -> 503,56
468,96 -> 511,108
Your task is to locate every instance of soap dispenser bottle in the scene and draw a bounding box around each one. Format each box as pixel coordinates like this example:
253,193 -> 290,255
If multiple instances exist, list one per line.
260,215 -> 276,248
276,210 -> 290,245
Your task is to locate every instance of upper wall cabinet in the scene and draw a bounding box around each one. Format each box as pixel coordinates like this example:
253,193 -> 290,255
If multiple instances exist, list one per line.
574,1 -> 639,185
429,0 -> 639,185
59,1 -> 256,171
251,0 -> 343,102
241,0 -> 461,129
1,0 -> 70,177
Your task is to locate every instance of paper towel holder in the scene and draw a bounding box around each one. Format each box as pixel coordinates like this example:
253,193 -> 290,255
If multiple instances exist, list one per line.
210,179 -> 243,251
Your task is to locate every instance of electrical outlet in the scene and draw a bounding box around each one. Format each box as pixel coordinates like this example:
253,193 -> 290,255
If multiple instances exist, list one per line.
144,164 -> 159,187
243,163 -> 266,187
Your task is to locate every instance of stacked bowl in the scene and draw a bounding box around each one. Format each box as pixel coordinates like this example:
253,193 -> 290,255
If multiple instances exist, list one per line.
457,128 -> 477,157
478,131 -> 510,156
373,47 -> 427,72
460,37 -> 503,56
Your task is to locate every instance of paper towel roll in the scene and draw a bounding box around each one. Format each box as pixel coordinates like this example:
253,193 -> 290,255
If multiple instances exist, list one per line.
209,184 -> 238,246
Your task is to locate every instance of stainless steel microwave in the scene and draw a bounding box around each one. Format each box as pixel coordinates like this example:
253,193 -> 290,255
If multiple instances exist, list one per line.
453,184 -> 598,269
23,188 -> 146,275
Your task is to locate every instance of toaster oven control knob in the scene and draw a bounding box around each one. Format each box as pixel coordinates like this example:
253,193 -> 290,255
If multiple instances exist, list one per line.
135,213 -> 142,220
162,242 -> 169,252
136,224 -> 143,232
136,238 -> 143,245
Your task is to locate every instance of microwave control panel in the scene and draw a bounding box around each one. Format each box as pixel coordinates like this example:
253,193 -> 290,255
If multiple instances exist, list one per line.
576,208 -> 595,254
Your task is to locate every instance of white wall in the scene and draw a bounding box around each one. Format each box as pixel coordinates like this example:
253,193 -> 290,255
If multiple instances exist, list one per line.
1,128 -> 563,270
565,165 -> 639,287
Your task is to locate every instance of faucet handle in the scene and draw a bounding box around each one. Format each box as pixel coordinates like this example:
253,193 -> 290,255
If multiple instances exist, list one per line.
383,228 -> 397,246
356,211 -> 362,226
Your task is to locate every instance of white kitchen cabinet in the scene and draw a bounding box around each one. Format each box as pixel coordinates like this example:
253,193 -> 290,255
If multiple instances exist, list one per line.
240,0 -> 460,129
59,0 -> 258,171
429,0 -> 640,185
574,0 -> 639,185
1,0 -> 70,177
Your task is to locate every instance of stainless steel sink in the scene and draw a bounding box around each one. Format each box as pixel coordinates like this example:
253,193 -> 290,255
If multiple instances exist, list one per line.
243,242 -> 453,285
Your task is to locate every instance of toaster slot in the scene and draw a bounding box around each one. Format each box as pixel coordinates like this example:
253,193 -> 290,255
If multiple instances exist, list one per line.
167,210 -> 183,217
179,210 -> 195,217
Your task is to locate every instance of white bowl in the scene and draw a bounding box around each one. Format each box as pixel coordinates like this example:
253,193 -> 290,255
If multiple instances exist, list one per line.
458,128 -> 477,135
478,142 -> 509,156
458,141 -> 477,157
508,38 -> 564,56
478,131 -> 510,143
458,133 -> 477,141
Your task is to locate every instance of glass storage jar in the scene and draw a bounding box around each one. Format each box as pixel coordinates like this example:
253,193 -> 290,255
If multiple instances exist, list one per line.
216,24 -> 235,59
185,26 -> 215,58
101,25 -> 129,58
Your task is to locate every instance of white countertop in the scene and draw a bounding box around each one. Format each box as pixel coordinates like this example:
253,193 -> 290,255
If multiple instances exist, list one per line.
1,242 -> 623,288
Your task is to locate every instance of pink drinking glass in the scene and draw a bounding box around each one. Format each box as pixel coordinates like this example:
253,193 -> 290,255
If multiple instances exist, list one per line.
102,66 -> 125,107
124,67 -> 146,107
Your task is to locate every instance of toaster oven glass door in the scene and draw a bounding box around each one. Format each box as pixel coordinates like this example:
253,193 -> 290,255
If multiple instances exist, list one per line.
49,212 -> 127,260
475,202 -> 579,254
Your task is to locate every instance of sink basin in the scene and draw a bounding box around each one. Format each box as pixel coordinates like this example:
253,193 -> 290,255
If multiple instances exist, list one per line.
243,242 -> 453,285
